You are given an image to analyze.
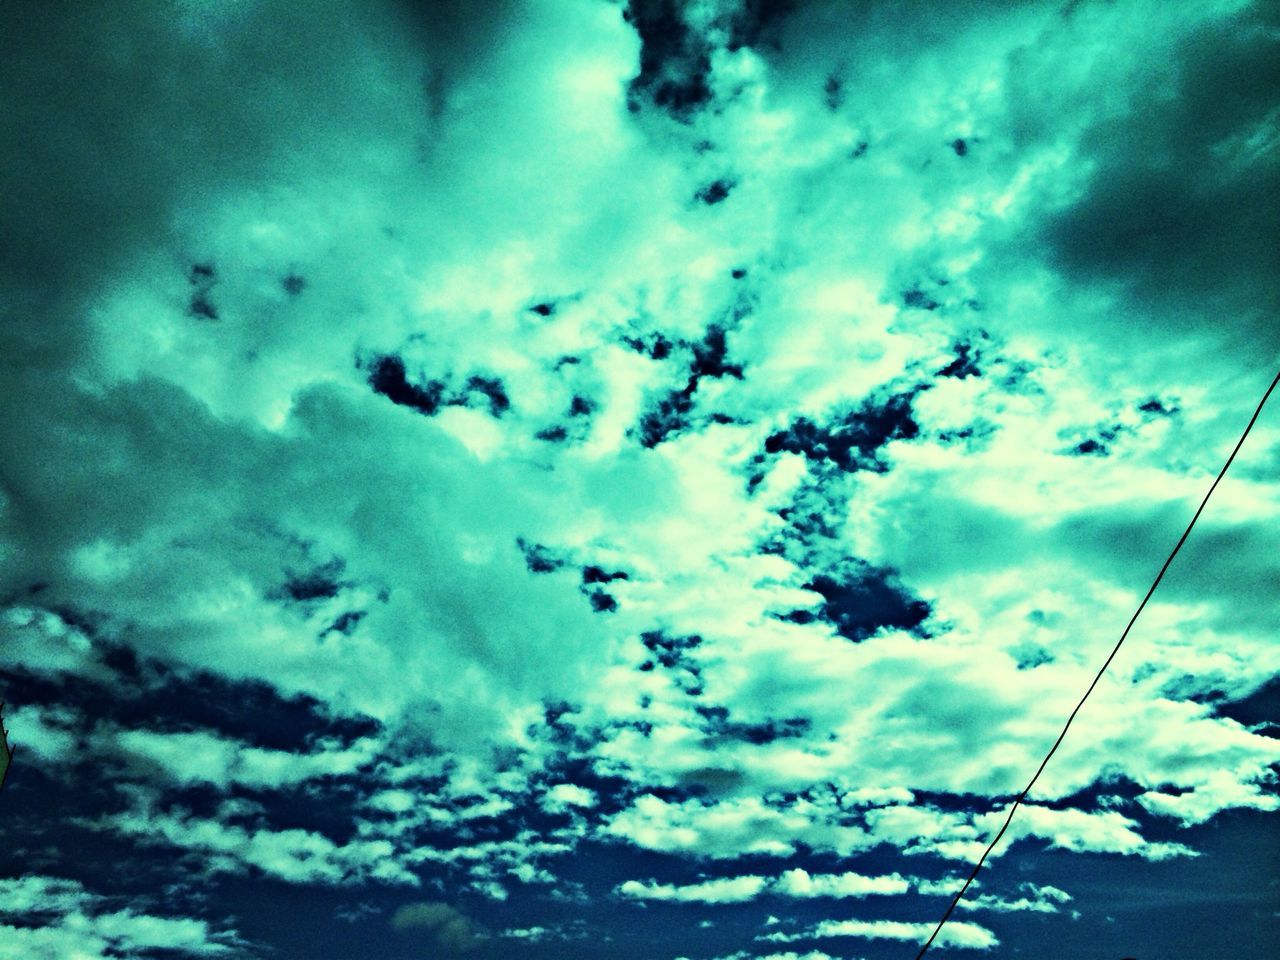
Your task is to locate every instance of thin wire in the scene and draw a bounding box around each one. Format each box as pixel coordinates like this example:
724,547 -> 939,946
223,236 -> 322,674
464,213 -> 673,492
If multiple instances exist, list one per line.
914,366 -> 1280,959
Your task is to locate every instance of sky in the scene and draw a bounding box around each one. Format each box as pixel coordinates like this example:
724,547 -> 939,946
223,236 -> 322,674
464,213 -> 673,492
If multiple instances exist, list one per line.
1,1 -> 1278,958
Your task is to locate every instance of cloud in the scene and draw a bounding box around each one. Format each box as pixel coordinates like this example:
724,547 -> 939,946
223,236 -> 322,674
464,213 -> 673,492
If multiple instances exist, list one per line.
390,900 -> 485,953
956,883 -> 1073,915
602,793 -> 868,860
604,787 -> 1202,872
1027,2 -> 1280,347
542,782 -> 598,812
618,868 -> 908,905
2,702 -> 81,766
619,875 -> 770,904
762,917 -> 998,951
773,868 -> 910,899
995,805 -> 1198,861
1,1 -> 1277,957
4,0 -> 1273,836
86,801 -> 417,886
1138,770 -> 1280,825
0,875 -> 246,958
102,725 -> 380,791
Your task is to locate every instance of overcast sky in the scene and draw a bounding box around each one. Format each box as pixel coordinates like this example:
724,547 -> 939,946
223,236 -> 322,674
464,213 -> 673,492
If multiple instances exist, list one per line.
1,1 -> 1278,958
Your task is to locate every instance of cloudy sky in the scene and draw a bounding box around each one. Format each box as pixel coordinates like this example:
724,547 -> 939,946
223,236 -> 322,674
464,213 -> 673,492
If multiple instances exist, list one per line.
1,1 -> 1278,958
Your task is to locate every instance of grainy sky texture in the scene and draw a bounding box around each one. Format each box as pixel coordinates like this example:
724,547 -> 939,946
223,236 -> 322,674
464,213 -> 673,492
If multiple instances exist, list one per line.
1,1 -> 1278,958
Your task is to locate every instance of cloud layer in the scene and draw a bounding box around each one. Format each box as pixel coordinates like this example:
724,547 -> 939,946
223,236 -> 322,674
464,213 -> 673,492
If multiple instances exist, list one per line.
1,1 -> 1277,958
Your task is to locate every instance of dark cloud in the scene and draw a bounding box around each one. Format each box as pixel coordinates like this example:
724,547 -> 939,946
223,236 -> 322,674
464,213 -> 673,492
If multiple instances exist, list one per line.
533,395 -> 597,445
188,263 -> 217,284
725,0 -> 798,52
1012,646 -> 1053,671
1031,4 -> 1280,347
390,900 -> 485,953
769,481 -> 844,548
0,0 -> 422,351
0,375 -> 253,595
389,0 -> 520,91
1215,674 -> 1280,732
897,274 -> 977,315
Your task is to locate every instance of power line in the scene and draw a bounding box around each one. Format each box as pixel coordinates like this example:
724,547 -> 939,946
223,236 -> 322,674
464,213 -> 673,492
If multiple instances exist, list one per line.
914,366 -> 1280,959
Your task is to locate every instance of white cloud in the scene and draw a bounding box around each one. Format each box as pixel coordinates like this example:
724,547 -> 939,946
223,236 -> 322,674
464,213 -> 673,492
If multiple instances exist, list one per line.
957,883 -> 1073,915
542,782 -> 598,812
500,925 -> 549,941
0,875 -> 245,958
618,867 -> 908,905
85,802 -> 417,886
763,917 -> 997,951
106,726 -> 380,791
2,702 -> 82,766
1138,769 -> 1280,825
773,868 -> 909,899
995,805 -> 1198,861
620,875 -> 769,905
602,793 -> 869,860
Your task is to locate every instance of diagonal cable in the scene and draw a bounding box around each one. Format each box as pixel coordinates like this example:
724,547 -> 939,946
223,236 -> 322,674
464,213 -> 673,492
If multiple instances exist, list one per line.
914,366 -> 1280,959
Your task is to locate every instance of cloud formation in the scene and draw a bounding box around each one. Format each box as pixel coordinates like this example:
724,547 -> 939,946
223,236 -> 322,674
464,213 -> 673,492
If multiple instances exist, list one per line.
0,875 -> 246,958
1,1 -> 1276,958
391,900 -> 487,953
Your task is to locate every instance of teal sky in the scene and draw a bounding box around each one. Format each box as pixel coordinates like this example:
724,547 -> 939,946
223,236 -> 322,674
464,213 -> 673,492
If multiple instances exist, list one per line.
1,1 -> 1278,958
